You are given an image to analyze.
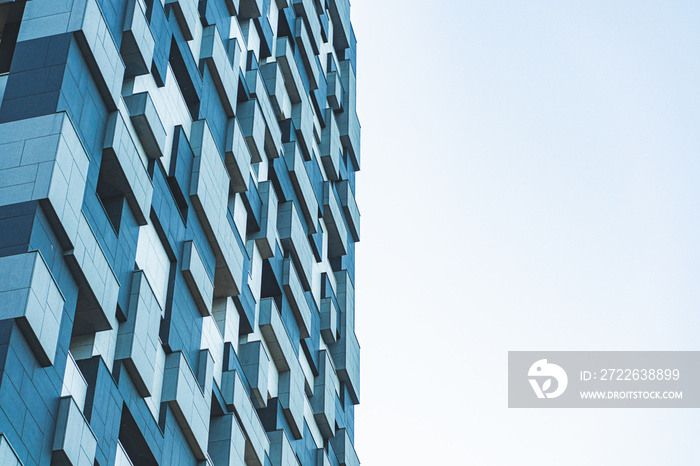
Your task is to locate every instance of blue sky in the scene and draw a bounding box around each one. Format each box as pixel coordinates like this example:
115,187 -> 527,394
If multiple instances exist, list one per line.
351,1 -> 700,464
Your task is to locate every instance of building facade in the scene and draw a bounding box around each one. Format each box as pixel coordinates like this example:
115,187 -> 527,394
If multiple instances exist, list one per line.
0,0 -> 360,464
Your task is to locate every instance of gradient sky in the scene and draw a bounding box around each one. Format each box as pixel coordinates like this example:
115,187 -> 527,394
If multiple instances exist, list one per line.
350,1 -> 700,464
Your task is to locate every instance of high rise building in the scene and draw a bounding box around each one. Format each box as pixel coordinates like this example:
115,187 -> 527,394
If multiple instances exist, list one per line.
0,0 -> 360,465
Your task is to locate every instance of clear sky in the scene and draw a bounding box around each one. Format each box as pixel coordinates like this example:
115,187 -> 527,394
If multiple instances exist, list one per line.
351,1 -> 700,464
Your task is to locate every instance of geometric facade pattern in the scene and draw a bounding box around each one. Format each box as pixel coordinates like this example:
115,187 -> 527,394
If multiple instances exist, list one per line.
0,0 -> 360,464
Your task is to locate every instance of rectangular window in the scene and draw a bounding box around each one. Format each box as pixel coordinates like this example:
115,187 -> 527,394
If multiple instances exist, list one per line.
0,2 -> 24,74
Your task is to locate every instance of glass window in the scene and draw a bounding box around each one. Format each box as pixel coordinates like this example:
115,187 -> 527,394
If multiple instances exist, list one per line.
0,2 -> 24,74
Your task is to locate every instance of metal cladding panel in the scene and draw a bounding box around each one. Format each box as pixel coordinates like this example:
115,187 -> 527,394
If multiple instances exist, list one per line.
0,0 -> 361,464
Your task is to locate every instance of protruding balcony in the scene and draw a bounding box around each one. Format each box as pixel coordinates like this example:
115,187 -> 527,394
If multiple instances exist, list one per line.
165,0 -> 200,41
258,298 -> 295,372
102,111 -> 154,226
260,62 -> 292,120
316,448 -> 333,466
293,17 -> 319,91
282,258 -> 312,339
328,271 -> 360,405
221,369 -> 270,465
249,181 -> 279,260
115,271 -> 163,396
320,297 -> 339,345
338,61 -> 360,171
182,240 -> 214,316
239,340 -> 270,408
291,98 -> 314,161
330,429 -> 360,466
327,70 -> 344,112
336,180 -> 360,242
52,396 -> 98,466
283,141 -> 319,234
277,201 -> 313,290
321,109 -> 341,181
61,352 -> 89,411
121,0 -> 155,77
275,37 -> 303,104
0,112 -> 89,247
0,251 -> 64,366
208,413 -> 247,466
124,91 -> 167,159
328,327 -> 360,408
238,0 -> 262,19
328,0 -> 352,51
224,118 -> 252,193
278,358 -> 304,439
200,25 -> 239,117
19,0 -> 125,110
190,120 -> 245,298
268,430 -> 297,466
66,213 -> 120,337
322,182 -> 349,258
311,350 -> 337,439
292,0 -> 322,54
161,351 -> 212,460
237,99 -> 265,164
